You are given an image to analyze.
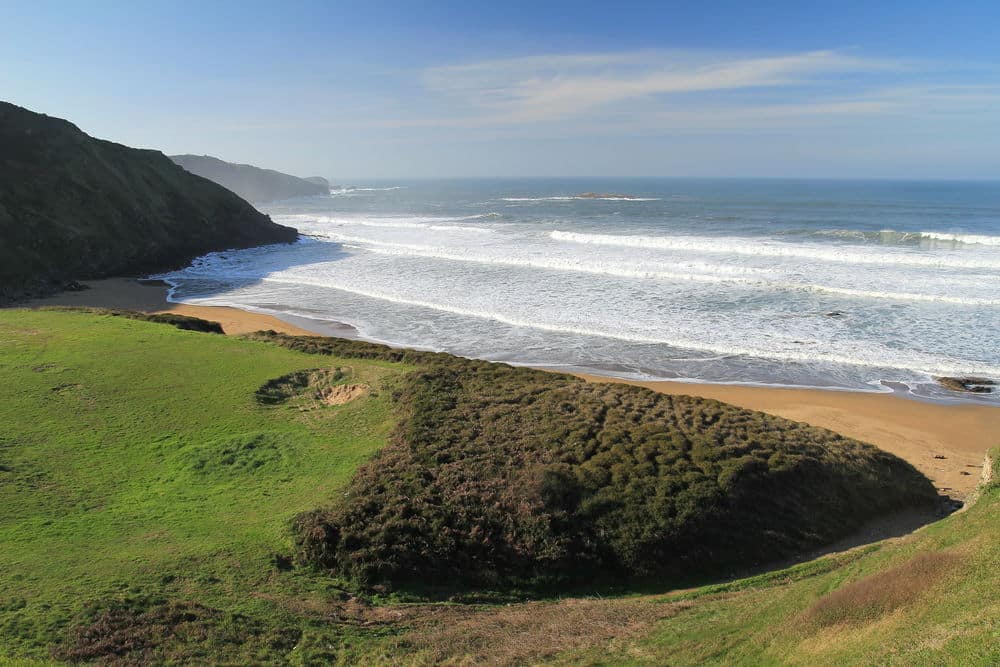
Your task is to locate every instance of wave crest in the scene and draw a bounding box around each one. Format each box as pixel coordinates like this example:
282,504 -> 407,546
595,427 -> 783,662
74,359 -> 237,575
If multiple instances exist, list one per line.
550,230 -> 1000,269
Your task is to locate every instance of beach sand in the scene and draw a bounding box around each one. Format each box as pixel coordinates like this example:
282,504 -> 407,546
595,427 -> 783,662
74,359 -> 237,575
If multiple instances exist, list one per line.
22,277 -> 1000,499
25,277 -> 318,336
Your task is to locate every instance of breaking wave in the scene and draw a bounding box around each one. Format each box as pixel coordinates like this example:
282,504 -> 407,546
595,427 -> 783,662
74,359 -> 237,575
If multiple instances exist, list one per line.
550,230 -> 1000,269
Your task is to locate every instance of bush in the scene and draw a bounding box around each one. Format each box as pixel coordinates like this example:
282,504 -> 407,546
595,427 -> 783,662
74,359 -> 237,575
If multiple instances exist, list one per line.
249,333 -> 939,589
37,307 -> 224,333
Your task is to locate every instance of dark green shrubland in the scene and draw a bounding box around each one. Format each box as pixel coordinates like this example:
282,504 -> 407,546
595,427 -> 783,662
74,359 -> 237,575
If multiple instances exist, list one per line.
248,333 -> 938,589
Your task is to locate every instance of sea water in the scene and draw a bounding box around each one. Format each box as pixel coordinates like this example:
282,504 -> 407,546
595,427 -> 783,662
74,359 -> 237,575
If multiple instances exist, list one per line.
159,178 -> 1000,403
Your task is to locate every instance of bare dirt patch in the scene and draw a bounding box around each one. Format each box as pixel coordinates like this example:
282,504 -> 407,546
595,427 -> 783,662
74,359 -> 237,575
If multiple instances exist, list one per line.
255,367 -> 354,406
317,383 -> 368,405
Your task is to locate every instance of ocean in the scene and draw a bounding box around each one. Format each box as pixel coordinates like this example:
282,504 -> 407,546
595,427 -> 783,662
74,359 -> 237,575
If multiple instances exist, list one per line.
159,178 -> 1000,403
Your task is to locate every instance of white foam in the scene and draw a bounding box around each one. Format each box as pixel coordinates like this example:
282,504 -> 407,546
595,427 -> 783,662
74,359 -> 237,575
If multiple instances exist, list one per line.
169,229 -> 1000,308
294,231 -> 1000,306
225,273 -> 1000,378
920,231 -> 1000,246
274,213 -> 496,234
331,186 -> 403,193
551,230 -> 1000,269
501,196 -> 661,202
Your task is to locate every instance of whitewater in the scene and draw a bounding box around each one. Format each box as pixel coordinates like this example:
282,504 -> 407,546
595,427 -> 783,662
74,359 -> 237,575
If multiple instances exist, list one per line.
159,178 -> 1000,403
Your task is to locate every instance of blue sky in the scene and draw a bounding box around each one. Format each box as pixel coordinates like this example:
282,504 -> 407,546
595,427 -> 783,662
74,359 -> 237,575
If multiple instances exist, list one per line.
2,1 -> 999,179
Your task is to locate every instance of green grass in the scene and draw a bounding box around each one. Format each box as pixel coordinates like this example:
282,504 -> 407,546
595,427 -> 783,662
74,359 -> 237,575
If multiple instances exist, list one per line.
1,309 -> 993,665
0,308 -> 408,661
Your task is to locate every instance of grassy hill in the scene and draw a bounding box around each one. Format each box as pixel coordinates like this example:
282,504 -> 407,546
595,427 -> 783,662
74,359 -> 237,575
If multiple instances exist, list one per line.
0,102 -> 297,302
264,333 -> 935,589
0,309 -> 986,665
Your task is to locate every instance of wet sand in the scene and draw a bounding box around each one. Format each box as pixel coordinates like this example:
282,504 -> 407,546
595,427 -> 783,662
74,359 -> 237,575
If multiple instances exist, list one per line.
22,277 -> 999,499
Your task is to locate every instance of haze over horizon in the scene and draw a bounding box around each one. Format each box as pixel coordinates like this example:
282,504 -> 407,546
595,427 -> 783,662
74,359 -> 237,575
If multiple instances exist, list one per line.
3,0 -> 999,180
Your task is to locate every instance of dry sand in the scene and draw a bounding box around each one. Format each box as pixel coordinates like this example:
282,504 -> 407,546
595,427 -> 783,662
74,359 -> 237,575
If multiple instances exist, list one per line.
24,277 -> 317,336
22,277 -> 1000,499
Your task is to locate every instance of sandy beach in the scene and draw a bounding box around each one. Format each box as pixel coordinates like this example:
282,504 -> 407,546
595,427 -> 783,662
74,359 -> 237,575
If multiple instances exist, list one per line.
25,277 -> 318,336
23,277 -> 1000,499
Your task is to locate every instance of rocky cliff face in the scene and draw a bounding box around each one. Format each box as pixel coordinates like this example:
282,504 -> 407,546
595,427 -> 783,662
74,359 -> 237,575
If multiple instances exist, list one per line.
170,154 -> 330,202
0,102 -> 298,302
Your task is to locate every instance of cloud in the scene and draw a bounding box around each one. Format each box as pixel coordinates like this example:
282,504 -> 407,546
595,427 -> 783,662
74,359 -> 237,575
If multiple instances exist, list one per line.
420,49 -> 904,123
213,49 -> 1000,139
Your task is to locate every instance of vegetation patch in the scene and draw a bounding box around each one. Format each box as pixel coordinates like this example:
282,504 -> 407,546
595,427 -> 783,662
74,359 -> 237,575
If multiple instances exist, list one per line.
801,550 -> 960,627
248,333 -> 940,590
255,367 -> 353,406
181,432 -> 292,475
37,306 -> 224,333
138,313 -> 224,334
396,597 -> 690,666
52,596 -> 299,665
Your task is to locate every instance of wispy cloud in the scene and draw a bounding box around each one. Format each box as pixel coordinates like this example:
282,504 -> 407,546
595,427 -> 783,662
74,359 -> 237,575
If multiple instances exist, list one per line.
420,49 -> 905,124
214,49 -> 1000,139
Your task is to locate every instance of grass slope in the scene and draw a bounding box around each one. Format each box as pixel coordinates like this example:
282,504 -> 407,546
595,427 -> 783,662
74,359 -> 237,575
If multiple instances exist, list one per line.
0,309 -> 407,662
548,450 -> 1000,666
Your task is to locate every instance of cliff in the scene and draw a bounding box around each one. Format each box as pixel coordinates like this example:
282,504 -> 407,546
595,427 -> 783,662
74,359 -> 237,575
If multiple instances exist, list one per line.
170,154 -> 330,202
0,102 -> 297,302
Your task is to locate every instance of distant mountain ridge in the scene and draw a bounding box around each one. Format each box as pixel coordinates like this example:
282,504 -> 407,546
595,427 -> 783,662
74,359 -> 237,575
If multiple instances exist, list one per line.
170,154 -> 329,203
0,102 -> 298,303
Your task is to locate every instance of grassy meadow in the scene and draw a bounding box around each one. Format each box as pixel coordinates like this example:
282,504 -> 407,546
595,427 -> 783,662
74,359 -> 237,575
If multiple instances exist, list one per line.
0,308 -> 408,662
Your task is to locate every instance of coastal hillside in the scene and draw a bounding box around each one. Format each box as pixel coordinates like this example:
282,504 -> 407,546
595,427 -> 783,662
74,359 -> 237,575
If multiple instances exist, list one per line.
0,102 -> 297,303
170,154 -> 330,202
0,308 -> 955,665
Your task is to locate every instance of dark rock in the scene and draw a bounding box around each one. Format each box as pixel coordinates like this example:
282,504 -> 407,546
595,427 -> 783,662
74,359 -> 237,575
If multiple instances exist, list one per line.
935,376 -> 997,393
63,280 -> 89,291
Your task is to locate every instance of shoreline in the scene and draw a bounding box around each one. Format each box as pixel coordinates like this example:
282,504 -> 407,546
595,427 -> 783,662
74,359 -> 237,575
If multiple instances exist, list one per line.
19,277 -> 1000,499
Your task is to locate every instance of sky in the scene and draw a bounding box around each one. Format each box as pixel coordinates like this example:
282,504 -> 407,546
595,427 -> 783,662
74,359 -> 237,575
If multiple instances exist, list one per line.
2,1 -> 999,179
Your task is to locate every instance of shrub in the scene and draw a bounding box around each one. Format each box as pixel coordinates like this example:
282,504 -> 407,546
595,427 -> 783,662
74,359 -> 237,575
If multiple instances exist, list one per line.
138,313 -> 224,334
251,332 -> 939,589
37,307 -> 223,333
